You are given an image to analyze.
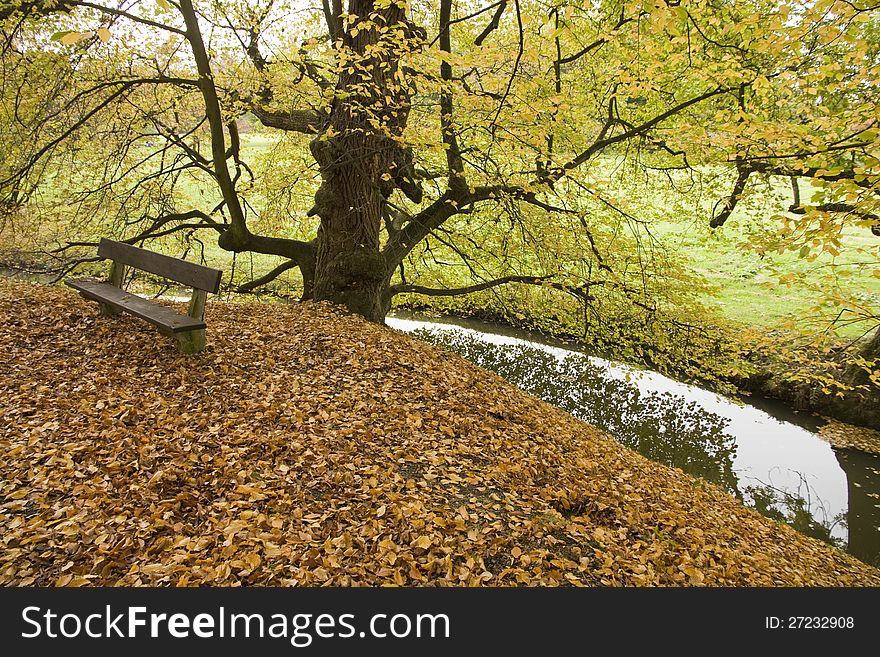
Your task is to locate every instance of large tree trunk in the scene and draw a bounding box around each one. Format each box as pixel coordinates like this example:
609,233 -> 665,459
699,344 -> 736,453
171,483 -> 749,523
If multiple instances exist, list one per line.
308,0 -> 420,323
309,133 -> 389,322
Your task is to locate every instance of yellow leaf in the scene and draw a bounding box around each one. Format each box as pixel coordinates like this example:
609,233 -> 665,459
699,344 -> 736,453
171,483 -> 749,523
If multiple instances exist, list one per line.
411,535 -> 432,549
97,28 -> 111,43
60,31 -> 84,46
157,0 -> 172,10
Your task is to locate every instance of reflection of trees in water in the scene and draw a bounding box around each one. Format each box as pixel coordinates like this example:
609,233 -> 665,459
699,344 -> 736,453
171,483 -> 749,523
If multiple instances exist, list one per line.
743,476 -> 847,551
833,448 -> 880,567
414,330 -> 739,495
412,328 -> 880,563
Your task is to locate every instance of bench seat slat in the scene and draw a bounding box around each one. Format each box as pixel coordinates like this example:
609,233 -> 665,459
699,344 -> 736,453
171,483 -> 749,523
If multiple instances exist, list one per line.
65,279 -> 207,333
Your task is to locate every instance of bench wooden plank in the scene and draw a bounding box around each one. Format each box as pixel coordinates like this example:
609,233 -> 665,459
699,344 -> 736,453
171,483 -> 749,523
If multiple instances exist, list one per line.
97,239 -> 222,293
65,279 -> 207,333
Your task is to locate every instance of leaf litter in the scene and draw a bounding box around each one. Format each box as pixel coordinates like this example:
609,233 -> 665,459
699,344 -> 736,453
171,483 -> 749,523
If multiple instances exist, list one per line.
819,419 -> 880,456
1,280 -> 878,586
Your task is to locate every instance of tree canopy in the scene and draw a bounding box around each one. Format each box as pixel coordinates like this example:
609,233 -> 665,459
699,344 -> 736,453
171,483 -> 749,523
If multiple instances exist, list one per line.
1,0 -> 877,339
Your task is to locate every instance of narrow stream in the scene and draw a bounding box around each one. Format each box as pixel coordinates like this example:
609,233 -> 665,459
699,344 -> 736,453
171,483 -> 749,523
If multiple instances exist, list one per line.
387,314 -> 880,566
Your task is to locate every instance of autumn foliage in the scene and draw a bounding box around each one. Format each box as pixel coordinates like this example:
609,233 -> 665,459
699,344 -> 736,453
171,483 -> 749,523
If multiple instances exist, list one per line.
1,280 -> 877,586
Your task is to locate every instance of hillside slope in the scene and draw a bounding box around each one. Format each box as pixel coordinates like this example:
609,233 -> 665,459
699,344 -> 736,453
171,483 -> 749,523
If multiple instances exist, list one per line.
1,280 -> 877,586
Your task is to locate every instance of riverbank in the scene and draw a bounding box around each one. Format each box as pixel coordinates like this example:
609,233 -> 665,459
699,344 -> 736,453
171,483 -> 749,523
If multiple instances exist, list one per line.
391,300 -> 880,431
735,366 -> 880,432
1,280 -> 879,585
387,314 -> 880,562
4,260 -> 877,430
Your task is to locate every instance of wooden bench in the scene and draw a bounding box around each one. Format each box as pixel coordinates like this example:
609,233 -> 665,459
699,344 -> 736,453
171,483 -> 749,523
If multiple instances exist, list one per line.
65,238 -> 222,353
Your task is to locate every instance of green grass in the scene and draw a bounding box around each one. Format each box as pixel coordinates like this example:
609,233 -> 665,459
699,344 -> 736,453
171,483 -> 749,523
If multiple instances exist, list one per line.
652,217 -> 879,337
3,133 -> 877,339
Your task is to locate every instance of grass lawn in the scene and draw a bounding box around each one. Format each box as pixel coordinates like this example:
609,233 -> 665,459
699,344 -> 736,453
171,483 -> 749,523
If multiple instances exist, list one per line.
652,207 -> 879,337
2,134 -> 877,339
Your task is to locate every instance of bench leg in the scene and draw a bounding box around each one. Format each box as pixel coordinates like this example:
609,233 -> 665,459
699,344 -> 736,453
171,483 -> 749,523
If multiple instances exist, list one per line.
177,329 -> 206,354
99,301 -> 122,317
101,261 -> 126,316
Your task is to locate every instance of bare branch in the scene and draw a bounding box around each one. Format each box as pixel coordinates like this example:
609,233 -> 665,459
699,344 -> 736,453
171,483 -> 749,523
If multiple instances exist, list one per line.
710,161 -> 750,228
487,0 -> 523,132
391,275 -> 602,303
1,84 -> 132,189
474,1 -> 506,46
427,1 -> 505,47
558,13 -> 635,65
178,0 -> 246,239
236,259 -> 300,293
76,1 -> 187,36
391,274 -> 552,297
556,85 -> 735,181
251,106 -> 323,134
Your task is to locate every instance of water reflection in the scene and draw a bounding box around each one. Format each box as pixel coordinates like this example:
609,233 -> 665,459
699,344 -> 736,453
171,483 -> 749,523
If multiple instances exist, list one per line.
420,332 -> 740,495
835,449 -> 880,566
388,316 -> 880,565
744,479 -> 846,551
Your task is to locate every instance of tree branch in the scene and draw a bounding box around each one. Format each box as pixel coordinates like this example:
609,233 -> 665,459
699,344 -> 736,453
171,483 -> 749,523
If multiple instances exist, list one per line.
439,0 -> 467,190
558,13 -> 635,65
251,106 -> 323,134
390,275 -> 601,302
0,83 -> 133,189
710,161 -> 750,228
740,159 -> 877,187
555,85 -> 735,181
76,1 -> 187,36
391,274 -> 551,297
789,202 -> 879,223
383,190 -> 464,267
178,0 -> 247,241
474,1 -> 506,46
236,259 -> 301,293
321,0 -> 343,41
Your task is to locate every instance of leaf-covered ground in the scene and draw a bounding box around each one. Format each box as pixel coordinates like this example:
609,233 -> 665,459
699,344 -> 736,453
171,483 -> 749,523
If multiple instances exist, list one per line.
819,419 -> 880,456
1,280 -> 878,586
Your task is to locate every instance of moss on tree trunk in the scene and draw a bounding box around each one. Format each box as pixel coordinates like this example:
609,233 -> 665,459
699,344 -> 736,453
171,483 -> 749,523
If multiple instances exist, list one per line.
863,326 -> 880,360
306,0 -> 419,323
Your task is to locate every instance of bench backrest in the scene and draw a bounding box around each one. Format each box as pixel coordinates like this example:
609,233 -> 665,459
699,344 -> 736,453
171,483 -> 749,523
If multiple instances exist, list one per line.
98,239 -> 222,293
